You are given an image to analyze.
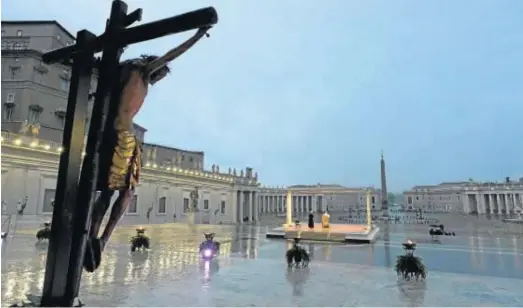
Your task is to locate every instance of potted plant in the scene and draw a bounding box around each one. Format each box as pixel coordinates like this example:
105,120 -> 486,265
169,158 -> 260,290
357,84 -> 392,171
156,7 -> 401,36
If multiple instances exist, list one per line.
395,240 -> 427,280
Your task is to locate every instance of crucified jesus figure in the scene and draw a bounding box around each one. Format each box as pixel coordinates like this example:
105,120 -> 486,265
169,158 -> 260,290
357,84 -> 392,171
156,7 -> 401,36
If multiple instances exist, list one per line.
84,26 -> 211,272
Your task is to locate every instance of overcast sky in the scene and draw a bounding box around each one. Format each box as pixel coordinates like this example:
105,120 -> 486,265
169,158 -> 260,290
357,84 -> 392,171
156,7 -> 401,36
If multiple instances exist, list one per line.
3,0 -> 523,192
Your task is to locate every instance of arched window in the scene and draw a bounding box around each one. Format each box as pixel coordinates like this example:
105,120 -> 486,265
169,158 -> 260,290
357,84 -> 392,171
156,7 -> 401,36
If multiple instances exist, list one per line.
13,42 -> 23,50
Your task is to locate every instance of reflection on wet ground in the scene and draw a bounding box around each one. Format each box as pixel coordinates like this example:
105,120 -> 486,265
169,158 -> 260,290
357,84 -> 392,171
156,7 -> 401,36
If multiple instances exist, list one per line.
2,223 -> 522,306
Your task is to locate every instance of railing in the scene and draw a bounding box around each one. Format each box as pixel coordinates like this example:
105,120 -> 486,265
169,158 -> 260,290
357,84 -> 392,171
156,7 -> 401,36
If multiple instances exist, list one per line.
1,131 -> 259,185
1,131 -> 62,151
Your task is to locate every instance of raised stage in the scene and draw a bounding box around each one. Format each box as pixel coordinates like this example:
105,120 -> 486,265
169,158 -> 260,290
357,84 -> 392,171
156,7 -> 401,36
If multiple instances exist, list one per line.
266,223 -> 380,243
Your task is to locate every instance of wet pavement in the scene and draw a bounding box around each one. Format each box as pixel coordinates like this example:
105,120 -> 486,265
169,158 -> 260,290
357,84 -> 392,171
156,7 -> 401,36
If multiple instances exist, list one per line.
2,223 -> 523,306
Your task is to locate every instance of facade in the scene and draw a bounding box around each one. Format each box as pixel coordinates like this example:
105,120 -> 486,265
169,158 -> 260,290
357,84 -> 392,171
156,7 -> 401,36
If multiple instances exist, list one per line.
1,131 -> 259,224
403,180 -> 523,214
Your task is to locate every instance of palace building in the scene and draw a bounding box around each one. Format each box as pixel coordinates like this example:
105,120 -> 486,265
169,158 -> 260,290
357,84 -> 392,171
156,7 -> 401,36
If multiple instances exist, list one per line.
403,180 -> 523,214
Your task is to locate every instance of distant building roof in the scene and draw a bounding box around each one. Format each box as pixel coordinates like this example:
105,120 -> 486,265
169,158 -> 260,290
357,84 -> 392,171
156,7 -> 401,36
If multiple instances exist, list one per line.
143,142 -> 204,155
2,20 -> 76,41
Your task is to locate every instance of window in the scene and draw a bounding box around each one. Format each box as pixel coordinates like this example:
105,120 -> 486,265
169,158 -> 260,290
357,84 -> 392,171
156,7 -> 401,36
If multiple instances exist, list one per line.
9,67 -> 20,79
189,157 -> 194,163
128,195 -> 138,213
28,107 -> 41,123
16,30 -> 22,37
183,198 -> 189,213
371,196 -> 375,203
203,199 -> 209,210
6,93 -> 15,103
221,201 -> 226,214
158,197 -> 166,214
57,114 -> 65,128
408,196 -> 413,204
4,106 -> 14,121
60,77 -> 69,91
13,42 -> 23,50
43,189 -> 56,213
34,68 -> 46,84
57,35 -> 61,40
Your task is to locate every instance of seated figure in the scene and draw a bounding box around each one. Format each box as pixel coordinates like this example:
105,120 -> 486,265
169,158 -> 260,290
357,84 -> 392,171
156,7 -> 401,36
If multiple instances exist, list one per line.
321,211 -> 330,228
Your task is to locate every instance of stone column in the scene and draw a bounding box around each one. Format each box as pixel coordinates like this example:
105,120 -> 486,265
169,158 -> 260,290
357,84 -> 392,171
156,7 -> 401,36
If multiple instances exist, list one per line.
232,190 -> 238,222
505,193 -> 510,213
253,191 -> 259,222
476,193 -> 483,214
302,196 -> 306,212
239,191 -> 244,224
463,194 -> 470,213
497,194 -> 503,213
304,196 -> 308,212
489,194 -> 496,213
313,195 -> 317,212
249,191 -> 254,222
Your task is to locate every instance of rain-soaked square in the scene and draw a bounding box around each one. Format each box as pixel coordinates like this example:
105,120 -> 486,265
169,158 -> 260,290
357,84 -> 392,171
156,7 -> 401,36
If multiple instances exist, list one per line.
2,219 -> 523,307
2,0 -> 523,305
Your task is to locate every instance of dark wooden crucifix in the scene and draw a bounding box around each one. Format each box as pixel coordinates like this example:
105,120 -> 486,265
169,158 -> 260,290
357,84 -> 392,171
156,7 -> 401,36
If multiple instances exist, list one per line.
34,1 -> 218,306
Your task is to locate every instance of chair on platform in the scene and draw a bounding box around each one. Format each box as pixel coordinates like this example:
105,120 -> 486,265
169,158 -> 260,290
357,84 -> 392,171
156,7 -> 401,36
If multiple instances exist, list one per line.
321,212 -> 330,228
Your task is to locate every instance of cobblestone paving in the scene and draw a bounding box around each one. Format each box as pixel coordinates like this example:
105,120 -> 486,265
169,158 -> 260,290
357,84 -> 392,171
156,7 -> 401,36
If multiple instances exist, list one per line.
2,222 -> 522,306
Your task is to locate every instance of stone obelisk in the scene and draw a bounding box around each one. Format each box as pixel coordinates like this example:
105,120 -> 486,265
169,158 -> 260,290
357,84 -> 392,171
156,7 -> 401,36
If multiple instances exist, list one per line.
380,151 -> 389,218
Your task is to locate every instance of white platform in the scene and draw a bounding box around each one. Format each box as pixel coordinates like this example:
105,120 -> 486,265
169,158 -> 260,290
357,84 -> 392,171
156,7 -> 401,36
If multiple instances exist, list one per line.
266,224 -> 380,244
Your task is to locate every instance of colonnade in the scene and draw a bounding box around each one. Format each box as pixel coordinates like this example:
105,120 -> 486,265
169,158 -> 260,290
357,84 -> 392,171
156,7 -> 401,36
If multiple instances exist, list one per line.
234,191 -> 327,223
235,190 -> 258,223
257,194 -> 323,214
464,192 -> 522,214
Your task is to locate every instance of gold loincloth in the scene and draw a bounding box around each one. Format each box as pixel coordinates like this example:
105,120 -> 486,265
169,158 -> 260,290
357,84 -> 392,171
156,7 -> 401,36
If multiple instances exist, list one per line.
108,130 -> 141,191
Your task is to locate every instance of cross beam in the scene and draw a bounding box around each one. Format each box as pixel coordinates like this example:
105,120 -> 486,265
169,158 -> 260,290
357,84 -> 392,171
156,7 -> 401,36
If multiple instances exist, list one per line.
42,6 -> 217,65
38,1 -> 218,306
